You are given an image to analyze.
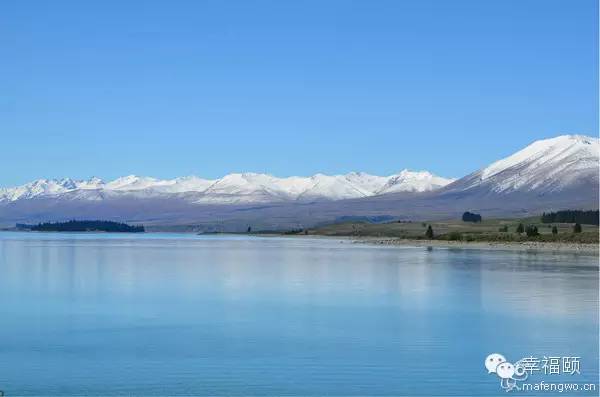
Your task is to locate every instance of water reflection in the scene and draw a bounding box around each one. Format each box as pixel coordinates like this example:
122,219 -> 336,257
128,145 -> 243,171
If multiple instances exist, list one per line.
0,232 -> 597,396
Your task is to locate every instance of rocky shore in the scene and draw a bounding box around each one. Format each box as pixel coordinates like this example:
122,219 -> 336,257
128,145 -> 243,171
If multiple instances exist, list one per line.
352,237 -> 599,255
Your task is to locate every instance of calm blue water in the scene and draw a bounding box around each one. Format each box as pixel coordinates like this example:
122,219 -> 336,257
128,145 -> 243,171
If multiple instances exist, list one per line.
0,232 -> 597,396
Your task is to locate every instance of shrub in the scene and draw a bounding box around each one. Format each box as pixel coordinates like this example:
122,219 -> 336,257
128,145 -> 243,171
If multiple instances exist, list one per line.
573,223 -> 582,233
446,231 -> 462,241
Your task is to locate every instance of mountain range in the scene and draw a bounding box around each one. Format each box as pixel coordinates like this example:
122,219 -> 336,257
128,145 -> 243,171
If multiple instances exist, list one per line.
0,170 -> 454,204
1,134 -> 597,230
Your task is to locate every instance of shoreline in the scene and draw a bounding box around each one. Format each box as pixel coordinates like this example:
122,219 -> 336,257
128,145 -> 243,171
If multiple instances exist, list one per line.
2,229 -> 598,255
348,236 -> 599,255
254,233 -> 599,255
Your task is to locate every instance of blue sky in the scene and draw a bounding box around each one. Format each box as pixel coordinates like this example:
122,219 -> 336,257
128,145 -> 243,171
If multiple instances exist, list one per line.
1,0 -> 597,186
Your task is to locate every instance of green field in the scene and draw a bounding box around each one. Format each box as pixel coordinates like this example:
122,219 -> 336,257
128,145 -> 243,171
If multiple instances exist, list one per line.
306,217 -> 599,244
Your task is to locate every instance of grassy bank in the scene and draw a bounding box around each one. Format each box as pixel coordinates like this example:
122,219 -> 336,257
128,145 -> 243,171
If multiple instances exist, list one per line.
303,217 -> 599,244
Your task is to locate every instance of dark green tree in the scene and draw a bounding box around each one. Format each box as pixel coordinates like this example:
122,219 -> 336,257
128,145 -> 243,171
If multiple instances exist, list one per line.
516,223 -> 524,234
525,225 -> 539,237
573,223 -> 582,233
551,226 -> 558,235
425,225 -> 434,239
462,211 -> 482,223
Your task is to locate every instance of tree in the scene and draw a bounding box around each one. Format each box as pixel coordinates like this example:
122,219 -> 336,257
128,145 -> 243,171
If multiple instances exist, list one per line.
462,211 -> 482,223
516,223 -> 524,234
573,223 -> 582,233
551,226 -> 558,235
425,225 -> 434,239
247,226 -> 252,233
525,225 -> 539,237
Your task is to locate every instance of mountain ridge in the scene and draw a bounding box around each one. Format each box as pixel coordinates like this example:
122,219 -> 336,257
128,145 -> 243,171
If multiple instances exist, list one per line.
0,169 -> 456,204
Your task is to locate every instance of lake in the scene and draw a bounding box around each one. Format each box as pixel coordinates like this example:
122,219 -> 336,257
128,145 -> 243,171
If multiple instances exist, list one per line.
0,232 -> 597,396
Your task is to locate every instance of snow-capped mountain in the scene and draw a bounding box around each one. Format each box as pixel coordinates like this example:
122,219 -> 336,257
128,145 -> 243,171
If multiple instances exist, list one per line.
0,170 -> 455,204
0,134 -> 597,230
442,134 -> 599,195
377,170 -> 454,194
0,178 -> 78,201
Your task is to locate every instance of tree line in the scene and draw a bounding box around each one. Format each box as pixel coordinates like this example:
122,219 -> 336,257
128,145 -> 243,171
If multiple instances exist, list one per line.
31,220 -> 145,233
540,210 -> 599,226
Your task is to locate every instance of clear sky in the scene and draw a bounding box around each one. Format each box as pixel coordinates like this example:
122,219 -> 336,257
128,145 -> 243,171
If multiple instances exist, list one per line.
1,0 -> 598,186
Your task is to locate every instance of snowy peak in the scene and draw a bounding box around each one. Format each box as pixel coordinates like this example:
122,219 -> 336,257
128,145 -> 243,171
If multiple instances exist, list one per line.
104,175 -> 163,190
0,178 -> 78,201
481,135 -> 598,180
451,134 -> 599,194
99,175 -> 216,193
377,169 -> 455,194
78,176 -> 105,189
298,174 -> 373,201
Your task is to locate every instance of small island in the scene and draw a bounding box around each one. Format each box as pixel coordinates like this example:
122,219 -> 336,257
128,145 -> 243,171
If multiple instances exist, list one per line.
24,220 -> 145,233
